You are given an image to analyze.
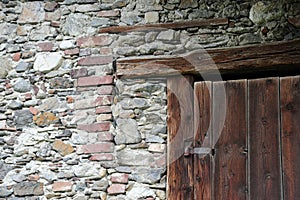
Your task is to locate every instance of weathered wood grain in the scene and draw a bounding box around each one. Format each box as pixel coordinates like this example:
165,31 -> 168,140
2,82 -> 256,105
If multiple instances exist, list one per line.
117,39 -> 300,78
213,80 -> 247,200
280,76 -> 300,200
99,18 -> 228,33
167,75 -> 194,199
194,81 -> 212,199
248,78 -> 282,200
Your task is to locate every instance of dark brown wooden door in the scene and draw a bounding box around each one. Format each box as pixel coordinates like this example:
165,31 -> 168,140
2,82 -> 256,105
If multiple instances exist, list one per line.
168,76 -> 300,199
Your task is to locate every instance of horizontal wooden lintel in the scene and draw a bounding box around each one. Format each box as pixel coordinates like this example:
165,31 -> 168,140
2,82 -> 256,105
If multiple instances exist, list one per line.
116,39 -> 300,78
99,18 -> 228,33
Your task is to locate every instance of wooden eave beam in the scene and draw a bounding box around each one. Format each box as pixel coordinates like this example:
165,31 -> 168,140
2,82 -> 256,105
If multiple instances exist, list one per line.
99,18 -> 228,33
116,39 -> 300,78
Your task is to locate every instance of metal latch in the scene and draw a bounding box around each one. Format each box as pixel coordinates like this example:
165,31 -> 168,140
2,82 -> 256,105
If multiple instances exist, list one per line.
184,146 -> 212,157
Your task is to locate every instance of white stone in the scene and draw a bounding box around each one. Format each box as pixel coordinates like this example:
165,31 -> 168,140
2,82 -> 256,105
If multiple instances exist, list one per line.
145,12 -> 159,23
33,52 -> 63,73
59,40 -> 75,50
127,183 -> 155,200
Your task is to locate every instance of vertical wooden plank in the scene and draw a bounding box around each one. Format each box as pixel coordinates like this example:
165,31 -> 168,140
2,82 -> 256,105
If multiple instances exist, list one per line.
194,81 -> 212,200
249,78 -> 282,200
167,75 -> 194,200
213,80 -> 248,200
281,76 -> 300,200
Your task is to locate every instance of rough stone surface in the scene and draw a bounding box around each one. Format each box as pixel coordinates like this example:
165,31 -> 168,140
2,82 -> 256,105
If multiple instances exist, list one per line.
18,2 -> 45,24
62,13 -> 89,36
117,149 -> 155,166
13,182 -> 44,196
0,57 -> 12,78
33,52 -> 63,73
115,119 -> 141,144
0,0 -> 296,199
33,112 -> 60,126
52,140 -> 74,156
14,79 -> 31,93
249,2 -> 284,25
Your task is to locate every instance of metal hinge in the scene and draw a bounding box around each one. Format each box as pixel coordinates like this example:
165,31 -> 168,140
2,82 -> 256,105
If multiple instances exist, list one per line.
184,146 -> 212,157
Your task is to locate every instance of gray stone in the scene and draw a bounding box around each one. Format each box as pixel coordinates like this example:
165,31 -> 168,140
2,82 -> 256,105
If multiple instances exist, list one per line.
33,52 -> 63,73
39,168 -> 57,181
15,61 -> 30,72
92,178 -> 109,191
6,44 -> 20,53
121,12 -> 141,25
8,101 -> 23,110
56,129 -> 72,138
145,134 -> 164,143
112,0 -> 128,9
12,173 -> 26,183
249,2 -> 284,25
14,79 -> 31,93
0,186 -> 12,197
115,119 -> 141,144
13,182 -> 44,196
127,183 -> 155,200
44,2 -> 58,12
24,100 -> 38,107
76,4 -> 100,12
0,161 -> 12,180
131,168 -> 163,184
14,110 -> 33,127
18,2 -> 45,24
62,13 -> 89,36
136,0 -> 163,11
0,57 -> 12,78
29,26 -> 52,41
73,163 -> 102,178
189,10 -> 214,19
119,98 -> 149,109
36,143 -> 52,158
117,149 -> 154,166
64,0 -> 98,4
91,17 -> 110,27
157,30 -> 175,41
239,33 -> 261,45
179,0 -> 198,8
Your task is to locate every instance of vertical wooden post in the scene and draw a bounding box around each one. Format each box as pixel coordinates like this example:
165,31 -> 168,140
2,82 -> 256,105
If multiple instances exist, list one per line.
167,75 -> 194,200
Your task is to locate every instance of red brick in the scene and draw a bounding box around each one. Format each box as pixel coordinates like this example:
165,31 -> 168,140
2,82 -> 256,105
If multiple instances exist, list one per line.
12,53 -> 21,61
64,48 -> 79,55
95,96 -> 113,106
78,122 -> 111,132
52,181 -> 73,192
107,184 -> 126,194
80,142 -> 114,153
78,56 -> 113,66
97,85 -> 114,95
77,76 -> 113,87
111,173 -> 129,183
51,21 -> 60,27
37,42 -> 54,52
96,106 -> 112,114
97,10 -> 120,17
76,35 -> 112,47
89,153 -> 114,161
70,68 -> 88,78
66,96 -> 74,103
98,132 -> 113,141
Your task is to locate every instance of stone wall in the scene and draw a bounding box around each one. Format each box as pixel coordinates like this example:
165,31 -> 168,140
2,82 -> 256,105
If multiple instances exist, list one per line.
0,0 -> 299,199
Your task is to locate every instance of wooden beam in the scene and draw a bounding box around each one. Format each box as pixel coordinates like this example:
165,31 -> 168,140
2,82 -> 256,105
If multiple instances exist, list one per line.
116,39 -> 300,78
99,18 -> 228,33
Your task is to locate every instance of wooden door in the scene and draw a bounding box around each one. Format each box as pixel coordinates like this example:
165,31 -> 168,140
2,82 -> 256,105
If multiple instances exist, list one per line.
168,75 -> 300,200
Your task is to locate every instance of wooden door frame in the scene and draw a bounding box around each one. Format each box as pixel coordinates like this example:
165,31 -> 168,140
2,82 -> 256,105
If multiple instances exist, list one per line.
116,39 -> 300,199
